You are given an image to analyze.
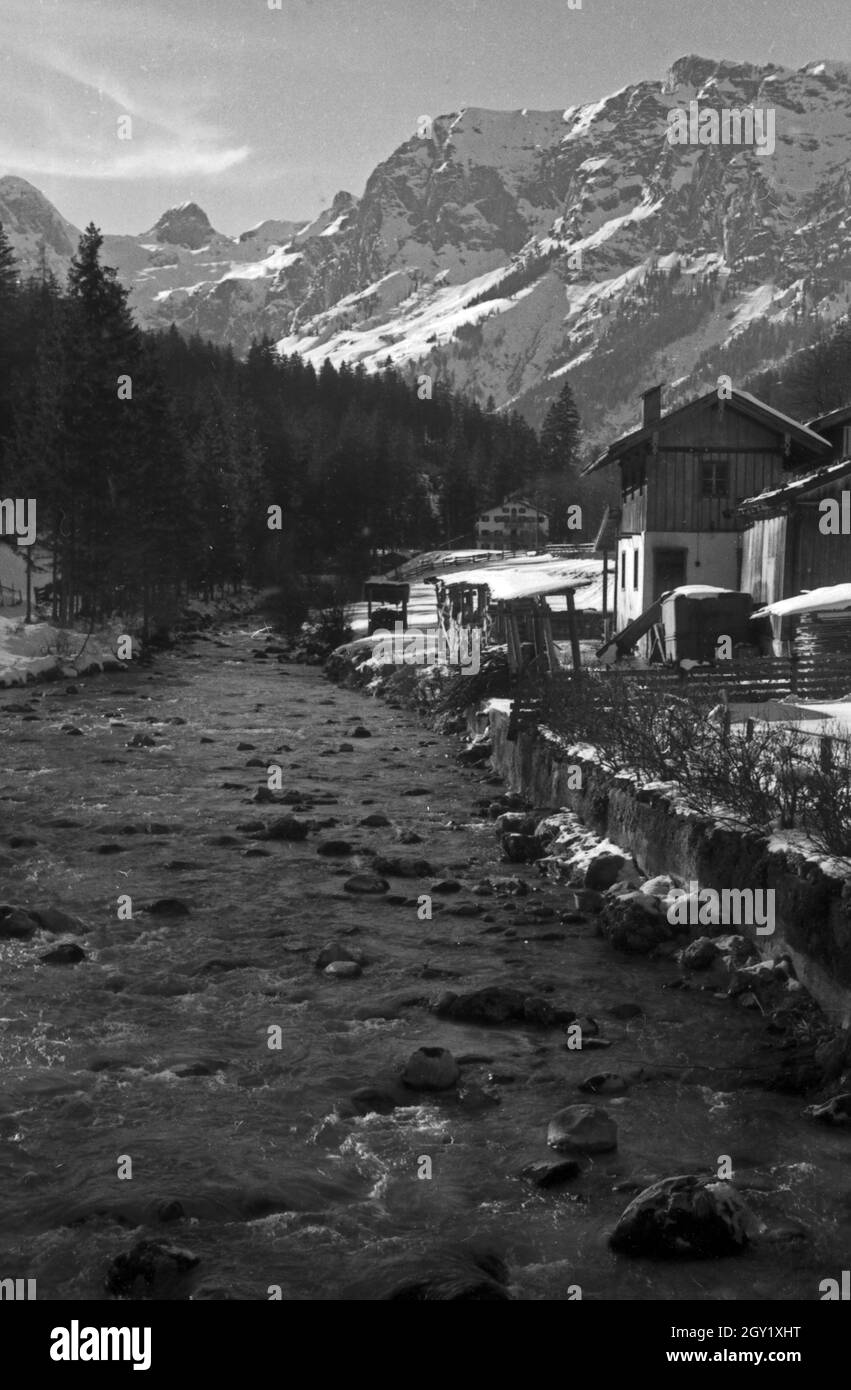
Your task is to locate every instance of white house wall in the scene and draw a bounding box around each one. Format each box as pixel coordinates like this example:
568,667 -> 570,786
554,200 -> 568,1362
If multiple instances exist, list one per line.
616,530 -> 741,639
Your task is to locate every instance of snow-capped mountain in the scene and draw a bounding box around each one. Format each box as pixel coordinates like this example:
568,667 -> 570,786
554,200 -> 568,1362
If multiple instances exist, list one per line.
3,54 -> 851,435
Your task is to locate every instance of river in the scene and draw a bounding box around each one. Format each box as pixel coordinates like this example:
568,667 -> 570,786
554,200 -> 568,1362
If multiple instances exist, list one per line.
0,624 -> 848,1300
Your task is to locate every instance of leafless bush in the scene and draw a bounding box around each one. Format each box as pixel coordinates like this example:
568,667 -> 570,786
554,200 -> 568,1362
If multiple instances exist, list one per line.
537,671 -> 851,850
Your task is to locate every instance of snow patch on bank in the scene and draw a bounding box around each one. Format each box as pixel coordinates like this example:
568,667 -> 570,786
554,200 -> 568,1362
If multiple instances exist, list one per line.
0,617 -> 126,687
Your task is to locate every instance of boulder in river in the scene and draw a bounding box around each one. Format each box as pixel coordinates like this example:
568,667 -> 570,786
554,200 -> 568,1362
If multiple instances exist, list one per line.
609,1175 -> 752,1258
316,839 -> 353,856
360,813 -> 391,828
40,942 -> 87,965
547,1105 -> 617,1154
433,986 -> 574,1028
519,1159 -> 582,1188
315,942 -> 364,970
378,1244 -> 510,1301
104,1238 -> 201,1298
584,852 -> 628,892
0,905 -> 39,939
578,1071 -> 629,1095
681,936 -> 719,971
401,1047 -> 460,1091
343,873 -> 389,895
373,854 -> 432,878
144,898 -> 191,917
324,960 -> 362,978
264,815 -> 309,841
598,892 -> 673,954
502,833 -> 543,864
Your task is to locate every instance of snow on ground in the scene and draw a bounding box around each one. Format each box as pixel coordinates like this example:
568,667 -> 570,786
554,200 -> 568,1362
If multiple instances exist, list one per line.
0,616 -> 125,687
221,248 -> 302,281
430,555 -> 603,605
274,263 -> 537,372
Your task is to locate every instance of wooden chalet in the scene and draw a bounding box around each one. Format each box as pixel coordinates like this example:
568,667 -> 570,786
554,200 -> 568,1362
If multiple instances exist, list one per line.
583,383 -> 831,654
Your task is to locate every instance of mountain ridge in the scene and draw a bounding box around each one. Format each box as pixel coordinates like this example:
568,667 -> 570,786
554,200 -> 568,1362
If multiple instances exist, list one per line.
2,52 -> 851,439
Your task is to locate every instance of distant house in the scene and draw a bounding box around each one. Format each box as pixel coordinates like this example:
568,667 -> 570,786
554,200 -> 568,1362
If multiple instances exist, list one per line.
475,499 -> 549,551
739,402 -> 851,610
583,383 -> 831,643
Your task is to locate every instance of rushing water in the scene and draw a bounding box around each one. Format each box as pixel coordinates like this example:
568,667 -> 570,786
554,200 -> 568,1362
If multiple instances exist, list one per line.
0,626 -> 848,1301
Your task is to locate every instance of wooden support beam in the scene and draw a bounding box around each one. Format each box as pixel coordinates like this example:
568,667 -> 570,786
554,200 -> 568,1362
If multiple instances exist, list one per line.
566,589 -> 581,672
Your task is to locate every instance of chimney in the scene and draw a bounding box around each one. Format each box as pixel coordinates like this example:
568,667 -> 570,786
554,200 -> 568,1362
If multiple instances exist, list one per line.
641,383 -> 663,428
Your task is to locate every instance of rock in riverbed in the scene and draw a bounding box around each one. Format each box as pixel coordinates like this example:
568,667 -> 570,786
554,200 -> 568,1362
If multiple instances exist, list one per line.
104,1239 -> 200,1298
315,942 -> 365,970
401,1047 -> 460,1091
432,986 -> 573,1027
40,943 -> 87,965
343,873 -> 389,894
264,815 -> 309,841
519,1159 -> 582,1189
324,960 -> 362,978
0,905 -> 38,938
548,1105 -> 617,1154
609,1176 -> 752,1258
598,892 -> 674,954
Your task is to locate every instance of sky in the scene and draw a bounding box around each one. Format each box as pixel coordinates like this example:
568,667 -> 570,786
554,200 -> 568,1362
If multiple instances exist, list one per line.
0,0 -> 849,237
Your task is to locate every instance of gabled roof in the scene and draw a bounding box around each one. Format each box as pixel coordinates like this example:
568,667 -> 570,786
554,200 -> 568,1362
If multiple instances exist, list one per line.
582,387 -> 831,475
806,402 -> 851,433
739,456 -> 851,516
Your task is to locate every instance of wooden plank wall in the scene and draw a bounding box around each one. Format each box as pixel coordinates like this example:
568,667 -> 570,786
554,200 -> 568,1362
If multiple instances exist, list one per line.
741,515 -> 787,606
648,449 -> 785,531
793,509 -> 851,592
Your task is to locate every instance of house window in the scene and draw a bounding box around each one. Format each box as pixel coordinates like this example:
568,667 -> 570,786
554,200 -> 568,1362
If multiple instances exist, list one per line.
701,456 -> 729,497
633,550 -> 639,590
620,551 -> 626,589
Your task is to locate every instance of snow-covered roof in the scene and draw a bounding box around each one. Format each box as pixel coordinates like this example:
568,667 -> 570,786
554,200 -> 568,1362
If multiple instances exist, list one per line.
432,557 -> 602,601
752,584 -> 851,620
661,584 -> 733,600
740,457 -> 851,514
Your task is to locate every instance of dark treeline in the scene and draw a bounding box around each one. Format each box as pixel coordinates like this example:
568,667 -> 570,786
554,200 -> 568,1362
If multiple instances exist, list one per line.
0,222 -> 580,631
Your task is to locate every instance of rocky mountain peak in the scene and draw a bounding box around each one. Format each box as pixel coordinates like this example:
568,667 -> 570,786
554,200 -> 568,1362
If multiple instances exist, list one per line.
0,175 -> 79,261
152,202 -> 216,249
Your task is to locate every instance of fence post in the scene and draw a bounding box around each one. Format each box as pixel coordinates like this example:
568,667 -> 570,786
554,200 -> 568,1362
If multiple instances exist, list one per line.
745,717 -> 754,743
820,735 -> 833,774
720,687 -> 731,745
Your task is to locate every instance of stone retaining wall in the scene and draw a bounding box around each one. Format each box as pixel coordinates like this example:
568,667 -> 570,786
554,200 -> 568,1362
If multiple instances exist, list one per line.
479,702 -> 851,1025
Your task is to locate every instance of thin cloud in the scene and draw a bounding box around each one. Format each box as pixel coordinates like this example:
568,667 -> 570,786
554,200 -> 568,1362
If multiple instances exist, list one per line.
0,0 -> 252,182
